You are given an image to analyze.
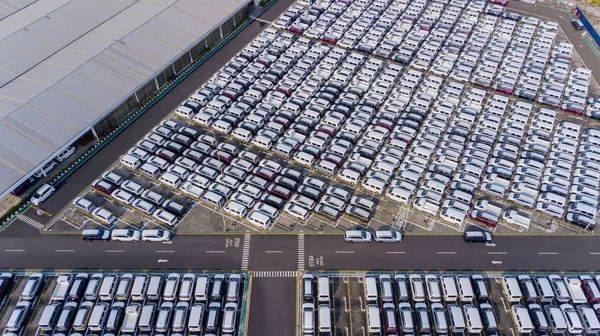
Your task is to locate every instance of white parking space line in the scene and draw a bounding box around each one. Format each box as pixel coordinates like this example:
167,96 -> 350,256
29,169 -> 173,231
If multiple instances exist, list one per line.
55,250 -> 75,253
538,252 -> 559,255
105,250 -> 125,253
436,252 -> 457,255
335,251 -> 355,254
4,250 -> 25,252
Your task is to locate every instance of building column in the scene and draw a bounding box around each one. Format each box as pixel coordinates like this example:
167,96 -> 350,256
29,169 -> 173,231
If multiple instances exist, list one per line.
91,126 -> 99,141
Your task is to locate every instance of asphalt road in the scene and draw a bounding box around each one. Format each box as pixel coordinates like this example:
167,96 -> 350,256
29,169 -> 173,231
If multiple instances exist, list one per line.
1,233 -> 599,271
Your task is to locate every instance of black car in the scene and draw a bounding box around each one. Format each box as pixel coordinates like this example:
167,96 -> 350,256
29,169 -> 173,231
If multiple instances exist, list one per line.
463,230 -> 493,243
571,19 -> 584,31
261,194 -> 285,209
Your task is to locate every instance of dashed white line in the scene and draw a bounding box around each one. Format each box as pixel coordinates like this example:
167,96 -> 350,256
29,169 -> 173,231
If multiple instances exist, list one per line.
55,250 -> 74,253
590,252 -> 600,255
4,249 -> 24,252
264,250 -> 282,253
105,250 -> 124,253
437,252 -> 457,255
335,251 -> 355,254
487,252 -> 508,255
155,250 -> 175,253
386,251 -> 406,254
206,250 -> 226,253
538,252 -> 558,255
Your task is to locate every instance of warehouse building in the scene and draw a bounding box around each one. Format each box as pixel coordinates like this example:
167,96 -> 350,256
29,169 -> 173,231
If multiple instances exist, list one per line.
0,0 -> 254,198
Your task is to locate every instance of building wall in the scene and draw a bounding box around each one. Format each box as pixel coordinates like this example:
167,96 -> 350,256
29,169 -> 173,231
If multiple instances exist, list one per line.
92,3 -> 250,137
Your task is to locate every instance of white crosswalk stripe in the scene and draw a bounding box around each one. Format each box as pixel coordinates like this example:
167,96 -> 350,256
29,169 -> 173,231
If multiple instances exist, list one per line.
253,270 -> 298,278
298,234 -> 305,270
17,214 -> 44,229
241,234 -> 251,270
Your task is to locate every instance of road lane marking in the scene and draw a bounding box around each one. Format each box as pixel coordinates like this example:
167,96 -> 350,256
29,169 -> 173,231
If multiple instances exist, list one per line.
206,250 -> 226,253
265,250 -> 282,253
155,250 -> 175,253
55,250 -> 74,253
487,252 -> 508,255
105,250 -> 124,253
241,233 -> 251,270
437,252 -> 456,255
4,250 -> 24,252
335,251 -> 355,254
538,252 -> 558,255
386,251 -> 406,254
491,260 -> 503,265
590,252 -> 600,255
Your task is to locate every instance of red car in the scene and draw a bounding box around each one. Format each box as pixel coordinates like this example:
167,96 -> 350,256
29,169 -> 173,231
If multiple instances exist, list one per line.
211,150 -> 233,164
494,86 -> 513,95
492,0 -> 508,5
253,167 -> 276,181
267,184 -> 292,199
321,36 -> 337,44
563,105 -> 584,115
92,180 -> 116,195
289,25 -> 304,34
471,210 -> 497,228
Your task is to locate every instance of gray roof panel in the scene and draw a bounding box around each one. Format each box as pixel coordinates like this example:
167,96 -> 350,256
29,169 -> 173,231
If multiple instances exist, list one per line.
0,0 -> 250,195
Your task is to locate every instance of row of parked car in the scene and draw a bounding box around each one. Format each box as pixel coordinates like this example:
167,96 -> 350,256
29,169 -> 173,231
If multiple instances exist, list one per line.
3,272 -> 244,335
194,14 -> 600,231
302,273 -> 496,335
502,275 -> 600,334
123,114 -> 382,229
82,162 -> 190,227
287,0 -> 583,113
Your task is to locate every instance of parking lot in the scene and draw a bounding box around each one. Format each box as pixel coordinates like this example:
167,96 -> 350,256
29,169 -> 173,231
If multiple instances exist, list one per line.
44,0 -> 600,236
297,271 -> 600,336
0,271 -> 249,336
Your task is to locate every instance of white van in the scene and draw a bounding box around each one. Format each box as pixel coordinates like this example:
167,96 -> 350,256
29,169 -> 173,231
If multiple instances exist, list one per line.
440,207 -> 466,226
463,304 -> 483,333
448,304 -> 466,332
224,201 -> 248,219
213,120 -> 232,134
159,172 -> 182,189
364,277 -> 378,302
339,169 -> 361,185
387,187 -> 412,205
120,154 -> 141,169
362,177 -> 386,194
318,277 -> 330,303
367,304 -> 382,332
502,276 -> 523,302
252,135 -> 274,150
139,163 -> 161,179
512,305 -> 534,333
441,276 -> 458,302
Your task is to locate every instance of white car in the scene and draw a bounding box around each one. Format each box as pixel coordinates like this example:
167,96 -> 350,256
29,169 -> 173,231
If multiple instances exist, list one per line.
33,161 -> 58,178
520,0 -> 536,4
141,229 -> 171,242
374,230 -> 403,242
56,145 -> 76,162
31,184 -> 55,206
110,229 -> 141,242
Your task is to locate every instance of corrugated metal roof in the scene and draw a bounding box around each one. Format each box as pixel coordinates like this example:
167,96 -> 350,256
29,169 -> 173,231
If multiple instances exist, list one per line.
0,0 -> 249,195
